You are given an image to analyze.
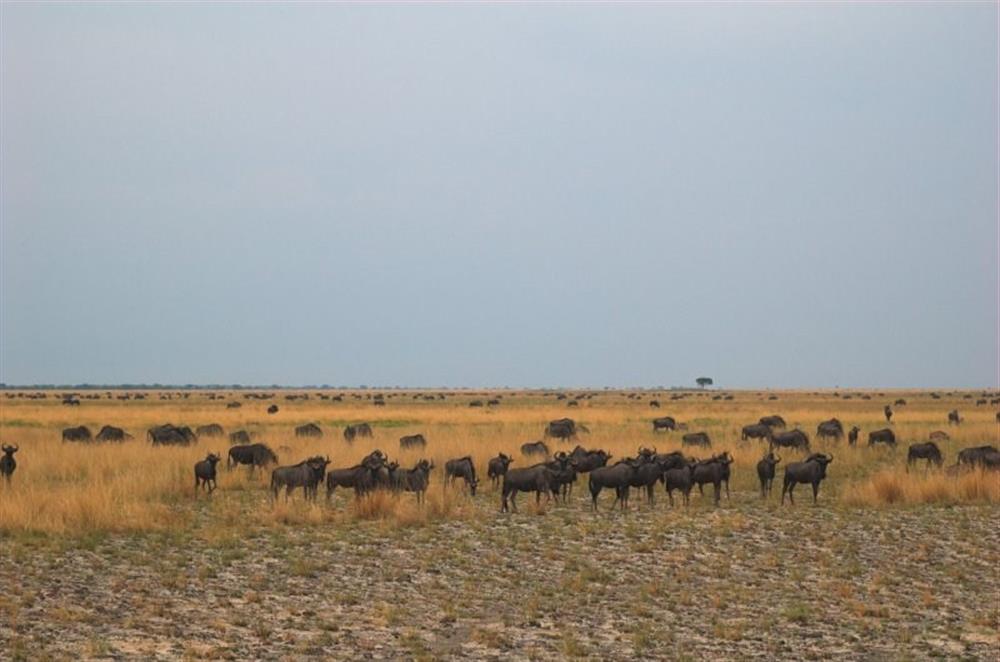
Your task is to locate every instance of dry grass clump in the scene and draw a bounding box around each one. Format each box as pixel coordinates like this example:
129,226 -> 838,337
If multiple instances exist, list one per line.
843,468 -> 999,506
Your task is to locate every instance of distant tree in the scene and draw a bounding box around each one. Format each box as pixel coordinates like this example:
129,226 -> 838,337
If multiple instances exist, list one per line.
696,377 -> 714,389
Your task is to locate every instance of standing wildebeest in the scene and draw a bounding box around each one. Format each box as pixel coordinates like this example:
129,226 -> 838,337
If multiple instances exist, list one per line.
394,459 -> 434,503
947,410 -> 961,425
847,426 -> 860,446
884,405 -> 893,423
649,400 -> 660,408
816,419 -> 844,441
545,452 -> 578,501
226,401 -> 242,409
295,423 -> 323,438
326,450 -> 386,499
868,428 -> 896,447
500,462 -> 556,512
781,453 -> 833,505
568,446 -> 612,473
757,452 -> 781,498
770,430 -> 810,452
742,424 -> 773,442
148,424 -> 197,446
267,404 -> 279,415
62,426 -> 93,443
663,460 -> 697,507
588,456 -> 648,511
928,430 -> 950,441
487,453 -> 514,488
228,443 -> 278,472
520,440 -> 550,458
445,456 -> 478,495
906,442 -> 943,471
544,418 -> 588,441
229,430 -> 252,445
692,453 -> 733,505
399,433 -> 427,450
957,445 -> 1000,470
0,445 -> 17,484
271,456 -> 330,501
194,453 -> 222,493
96,425 -> 130,442
682,432 -> 711,448
652,416 -> 677,432
759,415 -> 786,429
196,424 -> 224,438
343,423 -> 373,442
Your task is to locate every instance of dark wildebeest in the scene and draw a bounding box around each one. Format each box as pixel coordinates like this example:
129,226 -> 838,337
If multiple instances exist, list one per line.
394,459 -> 434,504
867,428 -> 896,447
692,453 -> 733,505
588,456 -> 649,511
546,452 -> 578,501
757,452 -> 781,498
326,450 -> 386,499
847,426 -> 860,446
662,460 -> 697,507
295,423 -> 323,438
445,456 -> 478,495
0,445 -> 17,484
947,410 -> 961,425
399,433 -> 427,450
487,453 -> 514,488
62,426 -> 93,443
741,424 -> 773,442
895,398 -> 907,406
976,399 -> 987,406
500,462 -> 556,512
96,425 -> 130,442
652,416 -> 677,432
781,453 -> 833,505
196,424 -> 224,438
626,448 -> 665,505
544,418 -> 588,441
229,430 -> 252,445
649,400 -> 661,408
928,430 -> 950,441
194,453 -> 222,493
343,423 -> 373,442
148,424 -> 197,446
267,404 -> 279,415
770,430 -> 810,452
568,446 -> 612,473
271,456 -> 330,501
226,401 -> 242,409
228,443 -> 279,472
520,440 -> 549,458
469,400 -> 484,408
816,419 -> 844,441
759,415 -> 786,429
906,442 -> 943,471
682,432 -> 711,448
957,445 -> 1000,470
884,405 -> 893,423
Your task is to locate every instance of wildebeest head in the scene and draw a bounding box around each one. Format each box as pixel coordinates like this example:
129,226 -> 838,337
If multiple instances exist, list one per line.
806,453 -> 833,474
1,445 -> 17,456
205,452 -> 221,466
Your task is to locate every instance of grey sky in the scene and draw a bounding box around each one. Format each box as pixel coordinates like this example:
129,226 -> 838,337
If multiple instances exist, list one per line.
1,3 -> 997,388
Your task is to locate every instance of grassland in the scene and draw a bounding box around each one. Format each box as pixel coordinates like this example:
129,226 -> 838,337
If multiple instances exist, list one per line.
0,388 -> 997,659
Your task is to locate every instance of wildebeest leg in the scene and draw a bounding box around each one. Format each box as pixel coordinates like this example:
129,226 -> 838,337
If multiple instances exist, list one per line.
646,484 -> 655,506
510,490 -> 518,513
591,487 -> 600,512
713,483 -> 721,506
724,480 -> 730,501
666,489 -> 674,508
698,483 -> 704,496
812,482 -> 819,504
209,479 -> 216,494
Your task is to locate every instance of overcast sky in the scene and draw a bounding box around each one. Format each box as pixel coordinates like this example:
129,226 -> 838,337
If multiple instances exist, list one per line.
1,3 -> 997,388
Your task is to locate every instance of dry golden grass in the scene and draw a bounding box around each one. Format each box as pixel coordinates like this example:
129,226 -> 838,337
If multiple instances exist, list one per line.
0,388 -> 997,534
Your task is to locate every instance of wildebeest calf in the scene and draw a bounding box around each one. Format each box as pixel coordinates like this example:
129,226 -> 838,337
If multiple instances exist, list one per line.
487,453 -> 513,488
756,452 -> 781,498
194,453 -> 222,493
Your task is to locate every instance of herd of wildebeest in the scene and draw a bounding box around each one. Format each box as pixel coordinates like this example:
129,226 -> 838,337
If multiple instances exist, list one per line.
3,394 -> 997,513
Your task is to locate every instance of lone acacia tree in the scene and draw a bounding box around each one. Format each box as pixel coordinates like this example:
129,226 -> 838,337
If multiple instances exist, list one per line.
696,377 -> 713,389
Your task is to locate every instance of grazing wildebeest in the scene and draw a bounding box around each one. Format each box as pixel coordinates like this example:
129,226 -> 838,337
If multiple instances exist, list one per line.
947,410 -> 961,425
928,430 -> 950,441
295,423 -> 323,438
487,453 -> 514,488
148,424 -> 197,446
741,424 -> 773,442
816,419 -> 844,441
976,399 -> 987,406
568,446 -> 612,473
692,453 -> 733,505
544,418 -> 588,441
228,443 -> 279,472
500,462 -> 556,512
226,401 -> 242,409
757,452 -> 781,498
445,456 -> 478,495
394,459 -> 434,504
652,416 -> 677,432
399,433 -> 427,450
895,398 -> 907,406
469,400 -> 484,408
781,453 -> 833,505
343,423 -> 373,442
957,445 -> 1000,470
867,428 -> 896,447
271,456 -> 330,501
62,426 -> 93,443
649,400 -> 660,408
196,424 -> 224,438
267,404 -> 279,415
770,430 -> 810,452
906,442 -> 943,471
326,450 -> 386,499
229,430 -> 252,445
847,426 -> 860,446
0,445 -> 17,484
759,415 -> 786,429
588,456 -> 648,511
194,453 -> 222,493
96,425 -> 130,442
520,440 -> 550,458
662,461 -> 697,507
884,405 -> 893,423
682,432 -> 711,448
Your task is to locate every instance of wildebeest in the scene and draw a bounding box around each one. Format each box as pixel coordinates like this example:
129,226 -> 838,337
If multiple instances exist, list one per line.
228,443 -> 279,472
229,430 -> 253,446
445,456 -> 478,495
487,453 -> 514,487
546,452 -> 578,501
399,433 -> 427,449
343,423 -> 373,442
271,456 -> 330,501
326,450 -> 386,499
928,430 -> 950,441
544,418 -> 588,441
226,401 -> 242,409
652,416 -> 677,432
816,418 -> 844,441
884,405 -> 893,423
947,410 -> 961,425
295,423 -> 323,438
393,459 -> 434,503
520,440 -> 549,458
568,446 -> 612,473
0,445 -> 17,484
147,424 -> 197,446
195,423 -> 225,438
781,453 -> 833,505
682,432 -> 711,448
649,400 -> 660,408
96,425 -> 130,442
770,429 -> 810,451
692,453 -> 733,505
267,404 -> 279,415
62,426 -> 93,443
895,398 -> 907,406
847,426 -> 860,446
976,399 -> 987,406
469,400 -> 484,408
194,453 -> 222,493
501,462 -> 557,512
759,415 -> 786,429
741,423 -> 773,442
906,442 -> 943,471
662,461 -> 697,507
756,452 -> 781,498
867,428 -> 896,447
957,445 -> 1000,470
588,456 -> 649,511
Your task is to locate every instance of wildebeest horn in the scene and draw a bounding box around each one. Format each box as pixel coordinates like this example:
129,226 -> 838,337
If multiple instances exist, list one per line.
826,454 -> 833,463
